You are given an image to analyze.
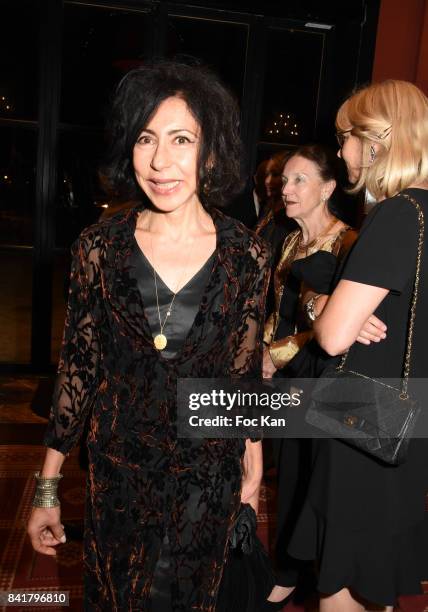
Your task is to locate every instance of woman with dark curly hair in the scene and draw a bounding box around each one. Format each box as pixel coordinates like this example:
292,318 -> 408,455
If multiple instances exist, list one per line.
27,61 -> 270,611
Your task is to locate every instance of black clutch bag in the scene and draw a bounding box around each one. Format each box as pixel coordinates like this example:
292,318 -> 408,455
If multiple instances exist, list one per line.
306,193 -> 424,466
216,503 -> 275,612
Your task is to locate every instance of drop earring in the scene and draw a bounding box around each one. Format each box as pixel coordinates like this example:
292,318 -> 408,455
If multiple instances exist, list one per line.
202,168 -> 213,195
369,145 -> 376,164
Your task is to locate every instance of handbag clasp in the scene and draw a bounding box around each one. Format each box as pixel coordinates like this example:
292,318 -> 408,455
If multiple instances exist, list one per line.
344,415 -> 358,427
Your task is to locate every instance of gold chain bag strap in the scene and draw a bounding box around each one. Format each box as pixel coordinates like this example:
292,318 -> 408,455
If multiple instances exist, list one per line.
305,193 -> 424,465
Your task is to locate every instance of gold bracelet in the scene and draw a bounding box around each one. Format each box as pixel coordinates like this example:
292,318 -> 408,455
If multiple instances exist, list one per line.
32,472 -> 63,508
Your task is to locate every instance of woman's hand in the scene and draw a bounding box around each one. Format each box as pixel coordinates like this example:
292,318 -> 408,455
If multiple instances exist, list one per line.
356,314 -> 387,345
27,506 -> 66,556
263,347 -> 277,379
241,440 -> 263,514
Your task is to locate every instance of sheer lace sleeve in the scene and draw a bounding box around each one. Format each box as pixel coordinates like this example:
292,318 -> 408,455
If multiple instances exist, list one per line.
230,238 -> 270,378
44,234 -> 101,456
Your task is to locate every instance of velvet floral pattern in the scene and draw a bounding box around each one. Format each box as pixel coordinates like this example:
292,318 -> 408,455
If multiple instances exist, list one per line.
45,205 -> 270,611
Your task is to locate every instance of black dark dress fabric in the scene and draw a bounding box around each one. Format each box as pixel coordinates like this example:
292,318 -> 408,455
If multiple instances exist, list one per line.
131,244 -> 215,359
283,252 -> 347,380
288,189 -> 428,606
128,247 -> 216,610
225,187 -> 258,229
44,205 -> 270,611
216,504 -> 276,611
270,231 -> 356,588
275,250 -> 342,343
256,208 -> 293,261
291,251 -> 339,295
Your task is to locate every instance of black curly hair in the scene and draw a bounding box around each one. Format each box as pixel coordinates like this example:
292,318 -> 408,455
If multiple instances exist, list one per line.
102,59 -> 244,209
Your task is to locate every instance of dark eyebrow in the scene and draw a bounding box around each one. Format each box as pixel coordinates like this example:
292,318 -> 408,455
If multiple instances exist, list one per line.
139,128 -> 199,137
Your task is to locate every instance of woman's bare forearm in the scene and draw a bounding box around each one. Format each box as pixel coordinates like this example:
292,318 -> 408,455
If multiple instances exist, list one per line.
314,280 -> 388,355
40,448 -> 66,477
243,439 -> 263,480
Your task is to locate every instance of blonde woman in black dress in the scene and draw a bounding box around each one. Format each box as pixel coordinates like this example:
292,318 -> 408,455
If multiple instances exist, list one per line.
292,80 -> 428,611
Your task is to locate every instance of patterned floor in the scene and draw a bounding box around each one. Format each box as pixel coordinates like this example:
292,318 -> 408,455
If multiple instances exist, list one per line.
0,446 -> 84,612
0,445 -> 291,612
0,374 -> 427,611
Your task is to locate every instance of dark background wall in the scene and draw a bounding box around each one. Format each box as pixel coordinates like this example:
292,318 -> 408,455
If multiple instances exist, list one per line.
0,0 -> 380,371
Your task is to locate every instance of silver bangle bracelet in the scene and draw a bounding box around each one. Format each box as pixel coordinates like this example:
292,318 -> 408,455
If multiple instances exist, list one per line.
32,472 -> 63,508
305,294 -> 321,322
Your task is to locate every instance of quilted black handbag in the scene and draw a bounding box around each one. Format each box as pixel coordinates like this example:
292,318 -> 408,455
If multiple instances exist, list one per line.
216,503 -> 275,611
305,193 -> 424,465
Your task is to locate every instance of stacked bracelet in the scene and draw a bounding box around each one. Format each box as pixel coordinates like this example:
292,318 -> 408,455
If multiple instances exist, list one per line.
32,472 -> 63,508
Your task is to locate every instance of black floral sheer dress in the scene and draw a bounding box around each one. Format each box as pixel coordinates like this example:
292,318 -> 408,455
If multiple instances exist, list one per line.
44,205 -> 270,611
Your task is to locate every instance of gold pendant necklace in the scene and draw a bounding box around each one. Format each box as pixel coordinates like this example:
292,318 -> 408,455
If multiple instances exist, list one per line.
153,333 -> 168,350
150,232 -> 194,351
152,269 -> 178,351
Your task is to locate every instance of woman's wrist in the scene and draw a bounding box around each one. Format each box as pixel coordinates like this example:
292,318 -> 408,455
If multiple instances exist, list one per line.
32,472 -> 63,508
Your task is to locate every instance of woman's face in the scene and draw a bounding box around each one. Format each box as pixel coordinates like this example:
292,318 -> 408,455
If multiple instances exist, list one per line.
281,155 -> 333,220
264,159 -> 282,198
337,129 -> 362,184
133,96 -> 201,212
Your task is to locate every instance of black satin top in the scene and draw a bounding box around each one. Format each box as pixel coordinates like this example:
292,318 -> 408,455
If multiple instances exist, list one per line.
131,242 -> 215,358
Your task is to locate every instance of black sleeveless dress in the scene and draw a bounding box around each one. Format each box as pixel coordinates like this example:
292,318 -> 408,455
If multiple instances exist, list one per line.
287,189 -> 428,606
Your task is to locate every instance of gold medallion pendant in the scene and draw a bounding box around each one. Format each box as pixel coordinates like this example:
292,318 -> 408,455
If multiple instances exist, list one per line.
154,333 -> 167,350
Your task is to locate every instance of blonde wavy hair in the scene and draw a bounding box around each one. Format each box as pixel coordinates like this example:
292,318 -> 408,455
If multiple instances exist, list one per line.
336,79 -> 428,200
